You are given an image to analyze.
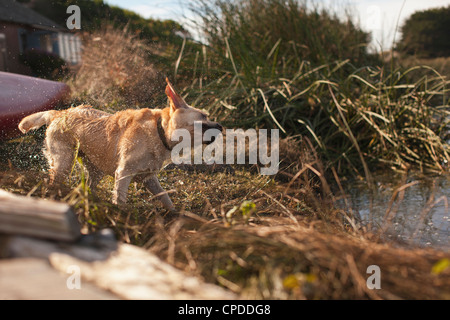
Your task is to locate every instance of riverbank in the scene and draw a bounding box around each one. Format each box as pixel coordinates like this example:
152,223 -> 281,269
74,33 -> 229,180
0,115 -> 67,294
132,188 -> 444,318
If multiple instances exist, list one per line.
0,136 -> 449,299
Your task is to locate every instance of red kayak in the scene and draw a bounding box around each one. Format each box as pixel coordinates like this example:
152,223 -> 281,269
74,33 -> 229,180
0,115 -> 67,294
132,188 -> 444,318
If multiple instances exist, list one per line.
0,72 -> 70,139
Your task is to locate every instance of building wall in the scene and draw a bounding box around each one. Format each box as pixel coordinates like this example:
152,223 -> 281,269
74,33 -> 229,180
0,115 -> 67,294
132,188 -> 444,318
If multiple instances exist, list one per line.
0,33 -> 6,71
57,33 -> 81,65
0,21 -> 81,76
0,22 -> 31,74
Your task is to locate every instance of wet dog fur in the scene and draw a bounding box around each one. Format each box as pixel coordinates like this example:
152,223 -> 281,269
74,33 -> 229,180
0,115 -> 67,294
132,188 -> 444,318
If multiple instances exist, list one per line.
18,79 -> 222,211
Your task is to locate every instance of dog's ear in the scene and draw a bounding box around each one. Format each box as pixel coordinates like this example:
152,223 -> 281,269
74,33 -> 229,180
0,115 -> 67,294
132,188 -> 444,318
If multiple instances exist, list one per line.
165,78 -> 189,111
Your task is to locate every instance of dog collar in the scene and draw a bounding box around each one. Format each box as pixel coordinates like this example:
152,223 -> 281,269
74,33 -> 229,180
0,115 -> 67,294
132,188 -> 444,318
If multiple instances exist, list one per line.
157,117 -> 172,151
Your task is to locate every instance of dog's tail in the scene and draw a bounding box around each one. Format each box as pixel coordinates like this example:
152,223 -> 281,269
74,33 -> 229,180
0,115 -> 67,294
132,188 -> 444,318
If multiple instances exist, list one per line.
18,110 -> 58,133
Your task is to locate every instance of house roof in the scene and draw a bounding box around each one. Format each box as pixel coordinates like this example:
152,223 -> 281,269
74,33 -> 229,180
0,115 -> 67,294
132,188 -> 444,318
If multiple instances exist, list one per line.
0,0 -> 63,31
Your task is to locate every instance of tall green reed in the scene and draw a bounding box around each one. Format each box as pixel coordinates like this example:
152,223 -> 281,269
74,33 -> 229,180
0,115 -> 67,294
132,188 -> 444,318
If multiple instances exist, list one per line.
176,0 -> 450,177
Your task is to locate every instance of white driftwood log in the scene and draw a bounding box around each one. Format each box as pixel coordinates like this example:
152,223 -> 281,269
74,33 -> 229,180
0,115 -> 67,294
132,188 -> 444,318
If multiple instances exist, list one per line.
0,258 -> 119,300
0,190 -> 81,242
0,190 -> 236,300
49,244 -> 237,300
1,234 -> 115,261
1,234 -> 237,300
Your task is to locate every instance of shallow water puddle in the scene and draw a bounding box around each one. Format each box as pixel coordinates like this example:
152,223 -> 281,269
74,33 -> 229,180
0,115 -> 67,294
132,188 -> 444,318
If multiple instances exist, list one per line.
343,172 -> 450,251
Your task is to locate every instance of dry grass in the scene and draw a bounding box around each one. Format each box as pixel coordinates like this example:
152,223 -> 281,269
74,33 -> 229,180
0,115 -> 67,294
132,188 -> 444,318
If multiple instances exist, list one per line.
1,136 -> 449,300
147,215 -> 450,299
398,56 -> 450,80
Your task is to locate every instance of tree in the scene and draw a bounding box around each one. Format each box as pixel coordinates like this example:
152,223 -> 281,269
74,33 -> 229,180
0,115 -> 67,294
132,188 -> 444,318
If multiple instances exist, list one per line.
18,0 -> 186,43
397,6 -> 450,58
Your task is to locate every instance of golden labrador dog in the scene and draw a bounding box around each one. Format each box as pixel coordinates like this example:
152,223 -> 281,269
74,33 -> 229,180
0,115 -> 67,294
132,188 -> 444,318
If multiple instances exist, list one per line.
18,79 -> 223,211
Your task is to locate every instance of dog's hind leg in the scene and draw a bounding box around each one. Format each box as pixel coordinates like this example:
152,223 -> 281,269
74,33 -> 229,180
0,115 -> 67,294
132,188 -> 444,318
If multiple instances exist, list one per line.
83,156 -> 103,195
144,175 -> 175,211
43,135 -> 75,185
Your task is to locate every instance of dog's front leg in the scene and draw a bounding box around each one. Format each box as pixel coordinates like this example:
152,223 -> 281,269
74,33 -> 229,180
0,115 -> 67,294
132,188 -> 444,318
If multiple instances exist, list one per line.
112,167 -> 133,204
144,175 -> 175,211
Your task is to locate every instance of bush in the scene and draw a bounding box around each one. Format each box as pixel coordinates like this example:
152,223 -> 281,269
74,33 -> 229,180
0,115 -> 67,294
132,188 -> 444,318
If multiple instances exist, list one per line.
24,0 -> 187,43
20,48 -> 68,80
397,6 -> 450,58
192,0 -> 376,72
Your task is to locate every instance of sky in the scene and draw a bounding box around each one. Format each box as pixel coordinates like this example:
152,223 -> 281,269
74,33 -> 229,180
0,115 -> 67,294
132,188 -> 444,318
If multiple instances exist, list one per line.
104,0 -> 450,50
